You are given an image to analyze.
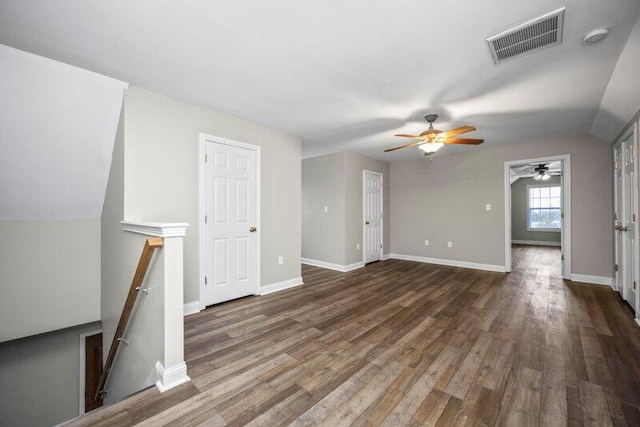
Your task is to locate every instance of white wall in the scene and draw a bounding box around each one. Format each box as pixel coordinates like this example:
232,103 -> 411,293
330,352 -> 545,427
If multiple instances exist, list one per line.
0,220 -> 101,342
391,135 -> 612,278
592,14 -> 640,142
0,321 -> 101,426
123,87 -> 302,304
0,44 -> 126,221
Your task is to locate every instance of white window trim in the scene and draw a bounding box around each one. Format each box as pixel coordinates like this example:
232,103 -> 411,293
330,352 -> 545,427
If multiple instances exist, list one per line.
526,183 -> 562,232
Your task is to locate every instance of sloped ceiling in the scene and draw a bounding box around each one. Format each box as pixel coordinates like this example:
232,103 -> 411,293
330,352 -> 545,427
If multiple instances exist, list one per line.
0,1 -> 638,163
591,15 -> 640,142
0,45 -> 127,220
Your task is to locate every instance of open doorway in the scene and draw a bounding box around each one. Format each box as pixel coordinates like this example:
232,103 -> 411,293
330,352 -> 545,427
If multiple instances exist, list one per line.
504,155 -> 571,277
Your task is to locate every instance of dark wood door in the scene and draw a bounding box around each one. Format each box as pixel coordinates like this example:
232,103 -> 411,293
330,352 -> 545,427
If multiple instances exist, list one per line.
85,333 -> 104,412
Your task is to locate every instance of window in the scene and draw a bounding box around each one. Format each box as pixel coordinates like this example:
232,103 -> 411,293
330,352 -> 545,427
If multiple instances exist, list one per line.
528,185 -> 561,231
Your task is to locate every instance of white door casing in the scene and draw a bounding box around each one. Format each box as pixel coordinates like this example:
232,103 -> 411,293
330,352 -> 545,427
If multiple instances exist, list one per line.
363,170 -> 383,264
200,134 -> 260,307
504,155 -> 571,277
560,172 -> 565,278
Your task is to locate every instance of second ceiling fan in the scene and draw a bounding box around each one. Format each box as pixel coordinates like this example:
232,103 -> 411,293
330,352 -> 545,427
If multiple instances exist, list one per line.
385,114 -> 484,155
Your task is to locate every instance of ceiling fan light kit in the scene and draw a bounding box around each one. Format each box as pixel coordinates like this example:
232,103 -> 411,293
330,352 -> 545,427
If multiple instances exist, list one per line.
385,114 -> 484,155
532,164 -> 551,181
418,142 -> 444,154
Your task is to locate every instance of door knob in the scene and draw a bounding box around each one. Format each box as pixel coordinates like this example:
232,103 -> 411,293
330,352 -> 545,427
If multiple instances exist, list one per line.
365,221 -> 370,225
615,225 -> 621,231
249,226 -> 257,233
622,226 -> 628,232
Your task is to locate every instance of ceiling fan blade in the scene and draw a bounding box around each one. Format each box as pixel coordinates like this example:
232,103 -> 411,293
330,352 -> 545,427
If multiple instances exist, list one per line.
384,141 -> 424,152
394,133 -> 424,139
441,126 -> 476,138
444,137 -> 484,145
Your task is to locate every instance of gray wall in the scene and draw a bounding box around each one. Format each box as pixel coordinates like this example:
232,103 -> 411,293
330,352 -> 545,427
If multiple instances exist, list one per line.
390,135 -> 612,278
0,321 -> 101,427
511,176 -> 562,244
0,219 -> 101,342
302,152 -> 390,266
302,152 -> 346,265
101,107 -> 162,403
101,102 -> 125,358
123,87 -> 302,304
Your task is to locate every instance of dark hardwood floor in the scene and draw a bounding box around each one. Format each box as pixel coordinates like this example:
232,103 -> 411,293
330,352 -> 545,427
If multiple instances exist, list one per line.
68,245 -> 640,426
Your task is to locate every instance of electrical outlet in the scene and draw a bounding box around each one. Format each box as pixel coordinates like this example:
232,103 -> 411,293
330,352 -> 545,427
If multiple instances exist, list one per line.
447,241 -> 452,248
424,240 -> 429,246
356,243 -> 360,250
486,204 -> 491,211
278,256 -> 284,265
323,206 -> 328,213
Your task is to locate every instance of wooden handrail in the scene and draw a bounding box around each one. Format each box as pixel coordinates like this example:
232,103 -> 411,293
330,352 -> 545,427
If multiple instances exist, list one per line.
95,237 -> 164,401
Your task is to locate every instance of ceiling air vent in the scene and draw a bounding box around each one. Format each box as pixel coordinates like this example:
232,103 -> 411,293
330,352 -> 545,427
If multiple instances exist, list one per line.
486,7 -> 565,64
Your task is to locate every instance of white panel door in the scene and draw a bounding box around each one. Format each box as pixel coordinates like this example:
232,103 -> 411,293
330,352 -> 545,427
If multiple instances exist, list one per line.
623,134 -> 637,310
205,141 -> 258,305
364,171 -> 383,264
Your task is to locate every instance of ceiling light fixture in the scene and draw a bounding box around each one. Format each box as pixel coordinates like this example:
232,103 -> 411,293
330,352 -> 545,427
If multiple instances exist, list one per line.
583,28 -> 610,45
533,164 -> 551,181
418,141 -> 444,155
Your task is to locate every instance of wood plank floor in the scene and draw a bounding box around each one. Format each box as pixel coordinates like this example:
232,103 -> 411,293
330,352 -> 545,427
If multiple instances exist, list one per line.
67,245 -> 640,426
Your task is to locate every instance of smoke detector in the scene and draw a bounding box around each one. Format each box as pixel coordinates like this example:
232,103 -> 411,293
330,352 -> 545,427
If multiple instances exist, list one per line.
486,8 -> 566,64
583,28 -> 610,45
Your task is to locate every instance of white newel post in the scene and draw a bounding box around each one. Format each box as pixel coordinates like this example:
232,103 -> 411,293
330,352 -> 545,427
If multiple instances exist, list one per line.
121,221 -> 191,392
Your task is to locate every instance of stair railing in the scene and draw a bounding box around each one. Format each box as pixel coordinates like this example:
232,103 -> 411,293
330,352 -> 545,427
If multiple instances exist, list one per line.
95,237 -> 164,401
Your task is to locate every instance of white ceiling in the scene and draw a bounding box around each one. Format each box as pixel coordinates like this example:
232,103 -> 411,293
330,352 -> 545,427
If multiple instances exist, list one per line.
0,45 -> 126,220
0,0 -> 638,163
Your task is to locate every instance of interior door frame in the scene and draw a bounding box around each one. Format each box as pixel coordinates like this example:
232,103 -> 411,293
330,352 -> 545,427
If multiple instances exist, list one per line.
78,328 -> 103,415
362,170 -> 384,264
504,154 -> 571,277
199,133 -> 261,310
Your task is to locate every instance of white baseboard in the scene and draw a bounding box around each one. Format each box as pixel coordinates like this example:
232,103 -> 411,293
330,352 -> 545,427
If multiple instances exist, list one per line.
344,261 -> 365,272
388,253 -> 506,273
183,301 -> 200,317
302,258 -> 364,273
382,253 -> 391,261
155,361 -> 190,393
260,277 -> 304,295
512,240 -> 561,247
635,318 -> 640,327
569,274 -> 613,287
